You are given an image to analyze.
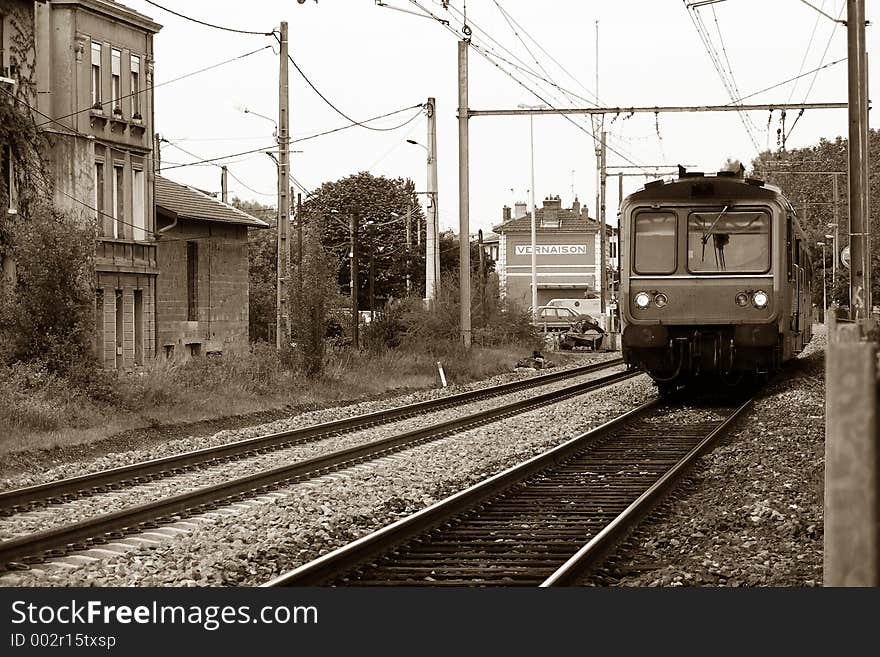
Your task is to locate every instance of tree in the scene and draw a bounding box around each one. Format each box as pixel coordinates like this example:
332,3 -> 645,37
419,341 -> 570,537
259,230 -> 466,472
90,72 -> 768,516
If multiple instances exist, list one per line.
438,229 -> 496,277
720,157 -> 743,172
236,198 -> 276,342
751,129 -> 880,307
301,172 -> 427,309
290,215 -> 337,376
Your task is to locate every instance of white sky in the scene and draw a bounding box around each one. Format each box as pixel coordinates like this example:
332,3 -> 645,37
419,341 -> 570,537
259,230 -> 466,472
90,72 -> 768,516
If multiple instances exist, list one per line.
123,0 -> 877,233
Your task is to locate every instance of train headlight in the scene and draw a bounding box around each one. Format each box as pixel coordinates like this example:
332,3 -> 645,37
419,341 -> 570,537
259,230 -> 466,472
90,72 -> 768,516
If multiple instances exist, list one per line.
653,292 -> 668,308
752,290 -> 769,309
634,292 -> 651,308
735,292 -> 750,307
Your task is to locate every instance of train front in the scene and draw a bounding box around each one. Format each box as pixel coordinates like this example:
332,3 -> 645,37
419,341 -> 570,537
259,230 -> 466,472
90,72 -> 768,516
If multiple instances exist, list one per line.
619,172 -> 788,386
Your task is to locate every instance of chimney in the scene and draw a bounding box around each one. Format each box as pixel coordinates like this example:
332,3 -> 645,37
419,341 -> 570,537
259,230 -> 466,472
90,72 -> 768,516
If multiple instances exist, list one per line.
502,205 -> 511,222
221,166 -> 228,203
514,201 -> 527,219
571,196 -> 580,217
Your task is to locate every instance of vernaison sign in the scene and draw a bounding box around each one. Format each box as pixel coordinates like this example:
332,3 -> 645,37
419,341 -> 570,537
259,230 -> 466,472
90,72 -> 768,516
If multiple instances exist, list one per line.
515,244 -> 588,256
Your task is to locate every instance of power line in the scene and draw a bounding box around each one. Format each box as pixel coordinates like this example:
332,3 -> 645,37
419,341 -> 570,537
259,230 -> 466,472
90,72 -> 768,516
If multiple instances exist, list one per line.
784,0 -> 846,144
731,57 -> 846,105
143,1 -> 276,36
163,141 -> 276,197
35,45 -> 272,129
787,0 -> 826,103
160,145 -> 278,171
281,37 -> 419,133
293,104 -> 425,143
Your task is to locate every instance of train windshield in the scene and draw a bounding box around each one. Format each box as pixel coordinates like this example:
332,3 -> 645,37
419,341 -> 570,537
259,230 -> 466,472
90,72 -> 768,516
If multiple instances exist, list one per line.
633,212 -> 676,274
687,210 -> 770,273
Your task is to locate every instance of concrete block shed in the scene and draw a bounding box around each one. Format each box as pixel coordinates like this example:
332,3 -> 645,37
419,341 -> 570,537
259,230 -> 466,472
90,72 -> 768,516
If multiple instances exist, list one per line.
154,175 -> 268,360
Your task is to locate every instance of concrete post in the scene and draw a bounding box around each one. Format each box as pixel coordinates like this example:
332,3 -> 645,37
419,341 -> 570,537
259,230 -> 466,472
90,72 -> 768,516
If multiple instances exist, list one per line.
457,40 -> 471,348
824,321 -> 880,585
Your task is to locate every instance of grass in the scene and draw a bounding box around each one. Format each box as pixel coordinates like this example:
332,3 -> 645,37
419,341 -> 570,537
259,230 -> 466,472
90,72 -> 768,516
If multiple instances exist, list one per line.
0,340 -> 562,457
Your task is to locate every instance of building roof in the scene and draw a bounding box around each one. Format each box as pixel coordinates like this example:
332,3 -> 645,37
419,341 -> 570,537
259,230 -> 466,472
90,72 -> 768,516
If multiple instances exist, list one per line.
52,0 -> 163,33
155,176 -> 269,229
493,214 -> 599,234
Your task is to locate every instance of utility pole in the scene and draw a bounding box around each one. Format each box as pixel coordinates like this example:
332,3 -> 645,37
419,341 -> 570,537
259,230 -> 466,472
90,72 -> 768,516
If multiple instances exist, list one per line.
847,0 -> 870,319
405,198 -> 412,297
832,173 -> 839,300
426,97 -> 440,303
369,225 -> 376,322
528,111 -> 538,321
350,211 -> 359,349
458,40 -> 471,348
276,21 -> 291,350
478,228 -> 485,323
599,131 -> 608,319
221,166 -> 228,204
296,192 -> 303,304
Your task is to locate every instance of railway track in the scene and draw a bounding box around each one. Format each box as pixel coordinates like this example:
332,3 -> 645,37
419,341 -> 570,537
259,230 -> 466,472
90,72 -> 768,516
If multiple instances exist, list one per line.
0,358 -> 623,513
264,390 -> 756,587
0,362 -> 639,571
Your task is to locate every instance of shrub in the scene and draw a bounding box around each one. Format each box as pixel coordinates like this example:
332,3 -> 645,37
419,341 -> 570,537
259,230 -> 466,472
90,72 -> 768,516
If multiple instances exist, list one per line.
0,204 -> 96,373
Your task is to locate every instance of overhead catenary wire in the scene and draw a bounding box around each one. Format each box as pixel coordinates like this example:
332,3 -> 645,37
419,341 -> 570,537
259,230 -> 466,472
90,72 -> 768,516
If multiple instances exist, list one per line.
420,1 -> 651,172
784,0 -> 846,144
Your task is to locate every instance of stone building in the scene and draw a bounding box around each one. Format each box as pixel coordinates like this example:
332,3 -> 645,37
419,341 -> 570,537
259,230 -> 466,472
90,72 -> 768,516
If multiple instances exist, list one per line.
31,0 -> 161,368
494,195 -> 616,307
155,176 -> 268,359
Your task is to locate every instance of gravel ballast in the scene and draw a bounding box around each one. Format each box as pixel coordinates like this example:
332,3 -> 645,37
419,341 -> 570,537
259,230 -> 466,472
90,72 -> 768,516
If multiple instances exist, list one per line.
3,328 -> 828,588
3,374 -> 655,586
0,353 -> 617,492
0,364 -> 628,541
582,327 -> 827,587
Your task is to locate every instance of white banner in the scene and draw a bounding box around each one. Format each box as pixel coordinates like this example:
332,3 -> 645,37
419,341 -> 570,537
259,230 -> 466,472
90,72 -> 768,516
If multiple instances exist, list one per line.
515,244 -> 587,256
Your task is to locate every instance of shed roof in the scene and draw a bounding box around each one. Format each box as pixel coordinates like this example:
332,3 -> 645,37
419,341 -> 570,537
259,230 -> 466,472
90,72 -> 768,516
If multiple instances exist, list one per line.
155,176 -> 269,229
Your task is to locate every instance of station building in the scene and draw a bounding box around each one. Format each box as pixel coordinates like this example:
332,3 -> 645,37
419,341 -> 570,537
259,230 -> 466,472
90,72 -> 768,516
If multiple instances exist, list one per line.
493,195 -> 616,308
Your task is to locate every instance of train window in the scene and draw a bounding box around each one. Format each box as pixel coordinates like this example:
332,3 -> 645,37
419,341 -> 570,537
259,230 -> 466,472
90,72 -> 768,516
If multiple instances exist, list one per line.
687,210 -> 770,273
633,211 -> 676,274
786,215 -> 793,281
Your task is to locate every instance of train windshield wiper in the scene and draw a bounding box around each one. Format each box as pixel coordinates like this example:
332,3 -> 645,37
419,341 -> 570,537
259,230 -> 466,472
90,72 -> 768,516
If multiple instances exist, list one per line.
700,205 -> 729,263
700,205 -> 730,245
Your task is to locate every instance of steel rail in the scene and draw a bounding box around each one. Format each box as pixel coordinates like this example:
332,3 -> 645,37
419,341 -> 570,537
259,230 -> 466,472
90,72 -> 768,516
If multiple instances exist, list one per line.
263,398 -> 659,587
0,358 -> 623,512
0,368 -> 639,568
541,395 -> 755,586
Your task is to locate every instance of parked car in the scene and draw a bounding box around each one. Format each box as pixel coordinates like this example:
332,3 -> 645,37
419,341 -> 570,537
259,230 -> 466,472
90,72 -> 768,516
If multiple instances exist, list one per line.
533,306 -> 581,332
547,297 -> 602,321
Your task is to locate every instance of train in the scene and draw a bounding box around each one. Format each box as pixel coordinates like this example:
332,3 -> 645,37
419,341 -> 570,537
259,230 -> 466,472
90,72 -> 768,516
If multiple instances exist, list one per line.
619,166 -> 813,391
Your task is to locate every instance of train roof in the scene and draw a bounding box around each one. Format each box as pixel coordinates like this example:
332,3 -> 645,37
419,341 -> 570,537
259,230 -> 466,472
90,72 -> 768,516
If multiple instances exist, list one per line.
625,170 -> 787,204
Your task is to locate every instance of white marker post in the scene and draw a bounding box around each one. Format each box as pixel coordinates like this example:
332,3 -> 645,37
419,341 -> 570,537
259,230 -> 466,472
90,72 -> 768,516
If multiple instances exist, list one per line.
437,361 -> 448,388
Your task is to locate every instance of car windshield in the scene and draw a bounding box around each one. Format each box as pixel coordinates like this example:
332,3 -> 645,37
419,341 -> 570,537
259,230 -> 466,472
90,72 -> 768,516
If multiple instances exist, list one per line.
633,211 -> 676,274
687,210 -> 770,273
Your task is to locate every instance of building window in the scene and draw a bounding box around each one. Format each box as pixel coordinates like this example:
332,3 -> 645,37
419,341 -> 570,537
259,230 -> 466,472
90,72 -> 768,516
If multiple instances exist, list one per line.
95,289 -> 104,366
134,289 -> 144,366
132,168 -> 145,240
91,42 -> 102,106
186,241 -> 198,321
94,161 -> 105,228
115,289 -> 124,370
112,165 -> 124,238
110,49 -> 121,111
1,143 -> 16,214
130,55 -> 141,116
0,13 -> 6,76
